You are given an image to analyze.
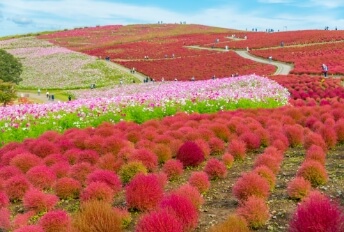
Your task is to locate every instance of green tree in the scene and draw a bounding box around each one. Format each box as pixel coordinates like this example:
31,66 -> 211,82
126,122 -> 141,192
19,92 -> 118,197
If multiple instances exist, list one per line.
0,80 -> 17,106
0,49 -> 23,84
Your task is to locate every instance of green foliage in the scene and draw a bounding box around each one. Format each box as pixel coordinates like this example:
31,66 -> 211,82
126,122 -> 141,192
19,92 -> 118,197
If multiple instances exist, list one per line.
0,80 -> 17,106
0,49 -> 23,84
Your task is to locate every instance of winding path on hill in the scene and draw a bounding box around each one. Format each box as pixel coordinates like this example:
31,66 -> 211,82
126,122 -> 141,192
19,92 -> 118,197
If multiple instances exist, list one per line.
185,45 -> 293,75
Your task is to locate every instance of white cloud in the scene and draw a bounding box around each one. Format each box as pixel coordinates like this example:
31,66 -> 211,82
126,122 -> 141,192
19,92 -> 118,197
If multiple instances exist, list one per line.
8,16 -> 33,25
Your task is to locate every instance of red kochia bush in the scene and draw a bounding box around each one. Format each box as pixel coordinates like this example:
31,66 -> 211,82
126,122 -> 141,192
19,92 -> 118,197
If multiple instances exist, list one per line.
222,153 -> 234,168
297,160 -> 328,187
14,225 -> 44,232
204,158 -> 228,179
160,194 -> 199,232
0,207 -> 11,231
0,166 -> 22,180
334,119 -> 344,143
162,159 -> 184,180
254,165 -> 276,190
176,141 -> 204,167
208,213 -> 250,232
126,173 -> 163,211
129,148 -> 158,171
4,175 -> 31,200
26,165 -> 57,189
135,209 -> 183,232
228,139 -> 247,160
237,196 -> 270,229
239,132 -> 261,150
30,139 -> 60,158
287,177 -> 312,200
304,132 -> 327,152
305,145 -> 326,165
23,189 -> 58,213
0,191 -> 9,208
188,171 -> 211,193
284,124 -> 304,147
68,162 -> 95,184
54,177 -> 82,199
208,137 -> 226,155
254,153 -> 281,174
173,184 -> 204,209
289,191 -> 344,232
232,172 -> 270,202
86,169 -> 122,194
318,126 -> 337,149
80,182 -> 114,203
39,210 -> 71,232
10,152 -> 42,173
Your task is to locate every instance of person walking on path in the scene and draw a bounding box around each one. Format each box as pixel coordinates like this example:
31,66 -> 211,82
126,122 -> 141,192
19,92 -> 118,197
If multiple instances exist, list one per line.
322,64 -> 328,77
38,89 -> 41,96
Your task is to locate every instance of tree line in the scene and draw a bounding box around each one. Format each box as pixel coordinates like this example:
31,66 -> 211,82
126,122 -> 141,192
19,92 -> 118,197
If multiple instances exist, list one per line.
0,49 -> 23,106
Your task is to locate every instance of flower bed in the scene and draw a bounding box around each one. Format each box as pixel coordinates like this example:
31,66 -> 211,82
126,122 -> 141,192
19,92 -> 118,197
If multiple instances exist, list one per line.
0,75 -> 289,146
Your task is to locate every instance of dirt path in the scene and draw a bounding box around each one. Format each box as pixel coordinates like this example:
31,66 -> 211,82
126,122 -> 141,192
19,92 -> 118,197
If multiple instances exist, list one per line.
17,91 -> 60,103
185,45 -> 293,75
108,61 -> 146,82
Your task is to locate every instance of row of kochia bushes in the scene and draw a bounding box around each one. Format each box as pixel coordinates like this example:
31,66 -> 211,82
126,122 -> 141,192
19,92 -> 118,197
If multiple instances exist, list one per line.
0,100 -> 344,231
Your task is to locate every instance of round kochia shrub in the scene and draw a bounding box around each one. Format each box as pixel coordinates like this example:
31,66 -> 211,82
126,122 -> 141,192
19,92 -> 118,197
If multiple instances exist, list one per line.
222,153 -> 234,169
126,173 -> 163,211
39,210 -> 71,232
4,175 -> 31,200
119,161 -> 147,184
228,139 -> 247,160
287,177 -> 312,200
72,200 -> 122,232
54,177 -> 82,199
86,169 -> 122,194
176,141 -> 204,167
129,148 -> 158,171
135,209 -> 183,232
289,191 -> 344,232
296,160 -> 328,187
204,158 -> 228,179
173,184 -> 204,209
23,189 -> 58,213
208,213 -> 249,232
162,159 -> 184,180
26,165 -> 57,189
10,152 -> 42,173
237,196 -> 270,229
80,182 -> 114,203
160,194 -> 199,232
188,171 -> 210,193
232,172 -> 270,202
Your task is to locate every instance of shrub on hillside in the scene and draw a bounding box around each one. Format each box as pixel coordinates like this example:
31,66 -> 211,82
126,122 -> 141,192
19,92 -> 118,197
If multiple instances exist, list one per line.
222,153 -> 234,169
86,169 -> 122,194
26,165 -> 57,189
287,177 -> 312,200
162,159 -> 184,180
39,210 -> 71,232
334,119 -> 344,143
119,161 -> 147,184
254,153 -> 281,174
210,124 -> 231,142
14,225 -> 45,232
0,166 -> 22,180
239,132 -> 261,150
194,139 -> 211,159
284,124 -> 304,147
129,148 -> 158,172
176,141 -> 205,167
173,184 -> 204,209
289,191 -> 344,232
96,153 -> 124,172
80,182 -> 114,203
43,153 -> 67,166
188,171 -> 211,194
232,172 -> 270,202
319,126 -> 337,149
228,139 -> 247,160
0,192 -> 9,208
54,177 -> 82,199
68,162 -> 95,184
208,137 -> 226,155
237,196 -> 270,229
4,175 -> 31,200
30,139 -> 60,158
153,144 -> 172,163
304,132 -> 327,152
160,194 -> 199,232
208,213 -> 249,232
10,152 -> 42,173
305,145 -> 326,165
72,200 -> 122,232
297,160 -> 328,187
51,161 -> 70,178
254,165 -> 276,190
77,149 -> 99,165
113,207 -> 132,229
23,189 -> 58,213
135,209 -> 183,232
204,158 -> 228,179
0,207 -> 11,231
126,173 -> 163,211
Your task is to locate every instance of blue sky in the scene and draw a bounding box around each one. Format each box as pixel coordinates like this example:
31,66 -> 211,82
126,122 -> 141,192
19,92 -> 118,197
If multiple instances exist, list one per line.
1,0 -> 344,36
